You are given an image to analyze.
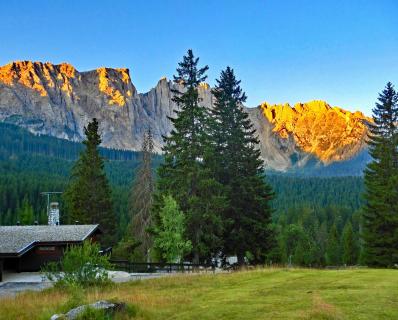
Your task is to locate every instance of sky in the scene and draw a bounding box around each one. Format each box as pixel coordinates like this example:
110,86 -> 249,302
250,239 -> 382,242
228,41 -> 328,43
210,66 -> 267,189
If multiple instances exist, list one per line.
1,0 -> 397,115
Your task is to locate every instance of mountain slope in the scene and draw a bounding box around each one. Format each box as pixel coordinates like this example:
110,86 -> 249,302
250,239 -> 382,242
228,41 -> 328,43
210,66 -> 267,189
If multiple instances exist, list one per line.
0,60 -> 371,172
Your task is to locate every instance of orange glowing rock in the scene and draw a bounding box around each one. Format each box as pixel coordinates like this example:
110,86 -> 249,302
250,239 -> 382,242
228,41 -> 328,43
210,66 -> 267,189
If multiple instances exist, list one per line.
59,63 -> 76,78
56,63 -> 76,97
0,61 -> 134,106
0,61 -> 48,96
199,82 -> 210,90
97,67 -> 129,106
115,68 -> 130,84
0,61 -> 80,98
260,100 -> 371,162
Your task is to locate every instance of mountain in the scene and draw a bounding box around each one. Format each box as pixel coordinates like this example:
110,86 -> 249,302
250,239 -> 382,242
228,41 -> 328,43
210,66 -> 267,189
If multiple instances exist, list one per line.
256,101 -> 371,171
0,61 -> 371,173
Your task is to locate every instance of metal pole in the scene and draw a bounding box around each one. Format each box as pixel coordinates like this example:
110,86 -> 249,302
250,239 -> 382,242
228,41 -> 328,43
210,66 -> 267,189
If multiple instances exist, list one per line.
47,194 -> 50,218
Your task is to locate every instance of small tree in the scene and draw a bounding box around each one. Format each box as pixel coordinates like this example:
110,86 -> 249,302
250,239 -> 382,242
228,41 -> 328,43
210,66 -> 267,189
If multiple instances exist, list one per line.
153,195 -> 192,263
44,241 -> 112,287
325,224 -> 341,266
111,235 -> 141,262
342,221 -> 358,265
18,197 -> 34,225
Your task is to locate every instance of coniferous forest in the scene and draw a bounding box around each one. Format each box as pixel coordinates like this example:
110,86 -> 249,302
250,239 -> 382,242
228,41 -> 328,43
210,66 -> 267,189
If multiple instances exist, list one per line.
0,121 -> 371,266
1,50 -> 383,267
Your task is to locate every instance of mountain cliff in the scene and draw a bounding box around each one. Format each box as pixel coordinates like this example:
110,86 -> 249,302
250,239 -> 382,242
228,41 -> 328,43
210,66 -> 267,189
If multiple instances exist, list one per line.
0,61 -> 371,172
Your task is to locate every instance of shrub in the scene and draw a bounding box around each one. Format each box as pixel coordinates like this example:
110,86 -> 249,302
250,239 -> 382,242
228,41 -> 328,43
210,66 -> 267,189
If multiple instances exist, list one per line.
43,241 -> 112,287
111,235 -> 142,262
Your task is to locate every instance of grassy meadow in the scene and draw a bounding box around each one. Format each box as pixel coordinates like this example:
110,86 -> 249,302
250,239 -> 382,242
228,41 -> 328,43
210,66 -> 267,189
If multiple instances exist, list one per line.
0,268 -> 397,320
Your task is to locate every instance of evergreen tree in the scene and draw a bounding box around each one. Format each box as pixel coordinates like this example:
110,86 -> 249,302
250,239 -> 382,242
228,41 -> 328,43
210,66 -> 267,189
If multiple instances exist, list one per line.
209,67 -> 274,264
129,129 -> 154,260
153,50 -> 225,263
363,82 -> 398,267
63,118 -> 116,247
280,224 -> 306,265
342,221 -> 358,265
325,224 -> 341,265
18,197 -> 34,225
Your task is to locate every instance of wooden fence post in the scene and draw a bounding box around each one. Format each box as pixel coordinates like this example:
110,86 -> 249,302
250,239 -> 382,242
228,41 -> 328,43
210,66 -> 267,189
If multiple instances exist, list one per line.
0,259 -> 3,282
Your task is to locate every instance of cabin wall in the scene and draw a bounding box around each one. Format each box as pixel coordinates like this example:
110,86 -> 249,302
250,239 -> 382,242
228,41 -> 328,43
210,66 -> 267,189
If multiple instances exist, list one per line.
18,245 -> 66,271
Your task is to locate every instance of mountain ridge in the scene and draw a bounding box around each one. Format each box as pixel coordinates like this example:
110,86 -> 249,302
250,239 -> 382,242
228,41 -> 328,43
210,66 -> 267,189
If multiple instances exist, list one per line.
0,60 -> 371,172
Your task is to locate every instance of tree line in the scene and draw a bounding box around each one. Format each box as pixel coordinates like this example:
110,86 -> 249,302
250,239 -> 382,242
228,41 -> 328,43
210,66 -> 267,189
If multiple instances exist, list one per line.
275,205 -> 361,266
0,134 -> 364,242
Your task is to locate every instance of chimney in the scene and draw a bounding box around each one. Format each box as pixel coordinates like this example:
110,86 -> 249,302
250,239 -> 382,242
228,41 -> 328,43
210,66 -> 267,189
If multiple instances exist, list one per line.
34,221 -> 38,225
16,221 -> 20,226
48,202 -> 60,226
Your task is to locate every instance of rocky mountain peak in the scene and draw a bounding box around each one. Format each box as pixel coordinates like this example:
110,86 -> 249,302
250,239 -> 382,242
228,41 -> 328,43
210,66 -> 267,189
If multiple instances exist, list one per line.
259,100 -> 371,163
95,67 -> 133,106
0,60 -> 371,172
0,61 -> 75,97
0,61 -> 136,106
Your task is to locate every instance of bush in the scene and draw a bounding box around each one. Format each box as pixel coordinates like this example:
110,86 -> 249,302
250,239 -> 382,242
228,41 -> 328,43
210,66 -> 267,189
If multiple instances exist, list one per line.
43,241 -> 112,287
111,236 -> 142,262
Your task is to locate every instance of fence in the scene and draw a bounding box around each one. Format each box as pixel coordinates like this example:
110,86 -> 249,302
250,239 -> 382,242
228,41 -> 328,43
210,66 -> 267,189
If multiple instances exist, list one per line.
110,260 -> 214,273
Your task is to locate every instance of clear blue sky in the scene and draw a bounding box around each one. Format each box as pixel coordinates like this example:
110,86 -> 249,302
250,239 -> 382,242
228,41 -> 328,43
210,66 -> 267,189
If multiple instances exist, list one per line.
1,0 -> 397,115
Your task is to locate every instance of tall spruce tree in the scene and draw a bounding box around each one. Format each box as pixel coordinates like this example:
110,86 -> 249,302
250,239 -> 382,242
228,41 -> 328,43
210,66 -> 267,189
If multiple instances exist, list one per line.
153,50 -> 225,263
363,82 -> 398,267
63,118 -> 116,247
129,129 -> 154,260
209,67 -> 275,264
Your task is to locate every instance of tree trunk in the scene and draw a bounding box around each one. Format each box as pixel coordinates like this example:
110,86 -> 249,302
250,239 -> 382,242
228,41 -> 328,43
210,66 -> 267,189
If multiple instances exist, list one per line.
193,252 -> 200,265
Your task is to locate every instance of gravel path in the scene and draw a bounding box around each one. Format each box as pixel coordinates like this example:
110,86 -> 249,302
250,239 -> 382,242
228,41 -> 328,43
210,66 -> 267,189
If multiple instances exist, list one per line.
0,281 -> 52,298
0,271 -> 171,298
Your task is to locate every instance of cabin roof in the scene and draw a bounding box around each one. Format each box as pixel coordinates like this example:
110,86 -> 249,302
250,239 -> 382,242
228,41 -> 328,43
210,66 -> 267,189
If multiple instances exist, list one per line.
0,225 -> 100,257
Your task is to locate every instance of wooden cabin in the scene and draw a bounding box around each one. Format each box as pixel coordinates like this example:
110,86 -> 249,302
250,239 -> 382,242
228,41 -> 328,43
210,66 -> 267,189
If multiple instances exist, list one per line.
0,224 -> 101,281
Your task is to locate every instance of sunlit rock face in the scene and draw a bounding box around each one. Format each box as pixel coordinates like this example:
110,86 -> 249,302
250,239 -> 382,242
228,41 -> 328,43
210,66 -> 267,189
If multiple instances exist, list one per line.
257,101 -> 371,169
0,61 -> 370,171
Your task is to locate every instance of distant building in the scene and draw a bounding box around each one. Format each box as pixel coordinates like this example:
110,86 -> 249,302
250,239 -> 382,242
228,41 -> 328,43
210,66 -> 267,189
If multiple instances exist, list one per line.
0,225 -> 101,282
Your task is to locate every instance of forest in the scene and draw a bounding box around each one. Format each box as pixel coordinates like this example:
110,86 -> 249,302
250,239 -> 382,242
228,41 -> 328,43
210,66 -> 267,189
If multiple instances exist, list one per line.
0,120 -> 364,265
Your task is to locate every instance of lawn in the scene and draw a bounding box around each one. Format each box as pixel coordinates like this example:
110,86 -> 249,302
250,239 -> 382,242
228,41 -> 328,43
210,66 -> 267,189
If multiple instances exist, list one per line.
0,268 -> 397,320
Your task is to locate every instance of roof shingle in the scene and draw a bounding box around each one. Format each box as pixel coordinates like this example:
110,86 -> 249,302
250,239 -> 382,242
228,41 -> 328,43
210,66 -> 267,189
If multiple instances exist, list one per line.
0,225 -> 99,255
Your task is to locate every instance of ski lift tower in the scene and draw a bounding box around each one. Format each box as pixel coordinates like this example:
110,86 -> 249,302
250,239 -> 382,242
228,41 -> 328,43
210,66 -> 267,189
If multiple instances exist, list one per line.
41,192 -> 62,225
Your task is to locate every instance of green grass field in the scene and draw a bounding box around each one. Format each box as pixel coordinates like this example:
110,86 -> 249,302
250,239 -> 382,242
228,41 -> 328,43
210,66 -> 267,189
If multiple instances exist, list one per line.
0,268 -> 397,320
